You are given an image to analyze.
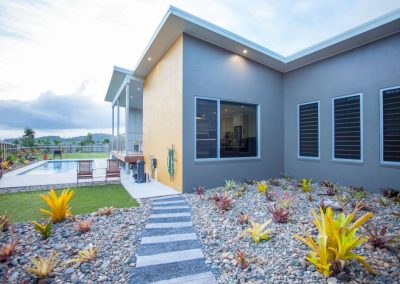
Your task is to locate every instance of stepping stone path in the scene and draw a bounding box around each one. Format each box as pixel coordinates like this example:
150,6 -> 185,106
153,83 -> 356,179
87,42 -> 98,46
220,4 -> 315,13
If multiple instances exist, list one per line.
129,195 -> 217,284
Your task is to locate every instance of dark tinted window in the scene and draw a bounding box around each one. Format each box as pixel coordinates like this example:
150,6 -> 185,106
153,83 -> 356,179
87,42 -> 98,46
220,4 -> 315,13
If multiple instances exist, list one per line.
333,95 -> 361,160
299,102 -> 319,158
196,99 -> 217,159
220,101 -> 257,158
382,88 -> 400,163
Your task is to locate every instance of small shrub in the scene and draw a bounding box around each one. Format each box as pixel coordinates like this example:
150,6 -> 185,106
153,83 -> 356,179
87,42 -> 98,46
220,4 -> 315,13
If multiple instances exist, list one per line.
0,237 -> 18,263
225,180 -> 237,191
301,178 -> 312,192
27,251 -> 59,279
320,180 -> 335,188
238,212 -> 250,225
40,189 -> 74,223
210,192 -> 234,211
268,204 -> 290,223
244,179 -> 256,185
241,220 -> 272,244
33,221 -> 52,239
381,188 -> 400,199
237,183 -> 248,193
0,213 -> 11,232
363,222 -> 395,249
256,181 -> 269,193
194,186 -> 205,196
294,207 -> 374,276
74,220 -> 93,233
350,186 -> 367,199
277,192 -> 294,209
268,178 -> 280,186
350,199 -> 369,212
265,191 -> 277,201
67,244 -> 97,264
0,161 -> 11,170
235,249 -> 250,269
96,206 -> 115,216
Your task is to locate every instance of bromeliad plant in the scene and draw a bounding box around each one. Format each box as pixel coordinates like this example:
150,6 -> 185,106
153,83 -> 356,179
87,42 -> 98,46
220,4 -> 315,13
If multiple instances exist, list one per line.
363,222 -> 395,249
74,219 -> 93,233
210,192 -> 235,211
277,192 -> 294,209
97,206 -> 115,216
27,251 -> 59,279
40,189 -> 74,223
0,213 -> 11,232
265,191 -> 278,202
225,179 -> 237,191
301,178 -> 313,192
268,204 -> 290,223
0,236 -> 18,263
67,244 -> 97,264
238,212 -> 250,225
33,221 -> 52,239
294,207 -> 374,276
256,181 -> 269,193
194,186 -> 205,196
235,249 -> 250,269
241,220 -> 272,244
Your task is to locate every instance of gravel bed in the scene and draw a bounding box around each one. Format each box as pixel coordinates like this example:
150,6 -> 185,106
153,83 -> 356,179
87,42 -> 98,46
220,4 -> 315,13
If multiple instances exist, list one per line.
185,180 -> 400,284
0,200 -> 151,283
0,181 -> 120,194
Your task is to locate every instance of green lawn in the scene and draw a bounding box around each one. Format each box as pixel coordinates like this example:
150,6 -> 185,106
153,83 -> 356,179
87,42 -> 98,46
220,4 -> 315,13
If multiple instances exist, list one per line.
35,152 -> 109,160
0,184 -> 139,223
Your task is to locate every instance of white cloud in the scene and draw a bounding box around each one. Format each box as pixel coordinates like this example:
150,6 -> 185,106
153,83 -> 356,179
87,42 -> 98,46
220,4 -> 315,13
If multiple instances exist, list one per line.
0,0 -> 399,138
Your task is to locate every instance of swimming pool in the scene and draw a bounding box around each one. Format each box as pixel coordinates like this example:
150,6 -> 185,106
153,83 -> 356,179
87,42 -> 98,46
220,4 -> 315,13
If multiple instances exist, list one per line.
19,160 -> 87,175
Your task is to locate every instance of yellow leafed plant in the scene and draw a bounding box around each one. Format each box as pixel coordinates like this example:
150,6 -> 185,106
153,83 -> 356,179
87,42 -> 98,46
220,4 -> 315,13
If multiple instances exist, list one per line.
256,181 -> 269,193
66,243 -> 97,264
40,189 -> 74,223
295,207 -> 374,276
241,220 -> 272,244
27,251 -> 59,279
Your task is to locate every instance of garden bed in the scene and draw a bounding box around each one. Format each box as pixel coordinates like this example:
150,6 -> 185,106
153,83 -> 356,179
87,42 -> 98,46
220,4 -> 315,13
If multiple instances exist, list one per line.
0,202 -> 151,283
185,179 -> 400,284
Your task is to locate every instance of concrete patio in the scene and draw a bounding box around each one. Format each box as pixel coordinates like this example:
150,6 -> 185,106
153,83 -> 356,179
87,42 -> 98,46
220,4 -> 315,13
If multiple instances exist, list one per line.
0,159 -> 179,199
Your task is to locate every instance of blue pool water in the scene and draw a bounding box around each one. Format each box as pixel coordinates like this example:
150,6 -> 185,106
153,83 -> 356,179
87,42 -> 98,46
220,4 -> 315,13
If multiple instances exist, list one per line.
19,160 -> 81,175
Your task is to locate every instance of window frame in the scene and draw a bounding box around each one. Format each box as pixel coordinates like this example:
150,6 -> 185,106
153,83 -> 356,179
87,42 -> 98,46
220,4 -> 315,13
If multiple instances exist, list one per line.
331,93 -> 363,163
297,100 -> 320,160
380,85 -> 400,166
194,96 -> 261,162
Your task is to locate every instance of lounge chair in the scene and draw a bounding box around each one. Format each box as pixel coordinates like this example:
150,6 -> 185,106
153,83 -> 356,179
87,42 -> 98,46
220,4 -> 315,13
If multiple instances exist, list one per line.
106,159 -> 120,181
77,160 -> 93,183
53,150 -> 62,160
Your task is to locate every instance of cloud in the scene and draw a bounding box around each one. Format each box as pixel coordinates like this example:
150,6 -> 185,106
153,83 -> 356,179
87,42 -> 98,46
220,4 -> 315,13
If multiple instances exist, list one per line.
0,85 -> 111,130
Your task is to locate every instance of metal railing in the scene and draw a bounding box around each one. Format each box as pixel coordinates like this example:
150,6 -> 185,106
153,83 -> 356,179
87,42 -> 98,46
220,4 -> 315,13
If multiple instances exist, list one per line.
0,143 -> 110,160
111,133 -> 143,154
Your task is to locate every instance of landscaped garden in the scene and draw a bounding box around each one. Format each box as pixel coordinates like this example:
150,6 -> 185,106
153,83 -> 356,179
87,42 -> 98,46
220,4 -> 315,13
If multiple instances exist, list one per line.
0,184 -> 149,283
185,178 -> 400,283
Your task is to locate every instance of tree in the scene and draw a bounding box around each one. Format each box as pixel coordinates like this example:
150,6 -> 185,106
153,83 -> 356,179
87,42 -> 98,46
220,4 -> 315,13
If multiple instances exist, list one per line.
81,133 -> 95,145
102,138 -> 110,144
13,139 -> 20,145
53,140 -> 61,146
21,127 -> 35,147
43,140 -> 51,146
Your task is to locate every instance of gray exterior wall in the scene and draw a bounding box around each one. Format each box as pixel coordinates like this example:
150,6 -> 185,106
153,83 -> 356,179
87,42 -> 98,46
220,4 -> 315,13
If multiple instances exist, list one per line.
182,34 -> 284,192
284,33 -> 400,192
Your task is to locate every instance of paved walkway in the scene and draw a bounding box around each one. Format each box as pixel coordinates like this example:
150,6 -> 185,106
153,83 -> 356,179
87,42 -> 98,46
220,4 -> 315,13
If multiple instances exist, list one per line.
129,195 -> 217,284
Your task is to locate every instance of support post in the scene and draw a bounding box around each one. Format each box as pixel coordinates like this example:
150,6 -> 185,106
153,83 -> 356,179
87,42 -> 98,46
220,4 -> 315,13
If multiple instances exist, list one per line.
111,105 -> 114,152
117,99 -> 120,153
125,82 -> 130,173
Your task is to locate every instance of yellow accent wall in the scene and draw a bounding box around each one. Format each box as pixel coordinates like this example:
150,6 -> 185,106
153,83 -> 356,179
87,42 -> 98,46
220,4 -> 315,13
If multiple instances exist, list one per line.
142,35 -> 183,192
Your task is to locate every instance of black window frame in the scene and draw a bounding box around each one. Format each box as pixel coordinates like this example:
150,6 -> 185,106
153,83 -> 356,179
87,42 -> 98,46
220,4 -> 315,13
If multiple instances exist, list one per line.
195,97 -> 259,160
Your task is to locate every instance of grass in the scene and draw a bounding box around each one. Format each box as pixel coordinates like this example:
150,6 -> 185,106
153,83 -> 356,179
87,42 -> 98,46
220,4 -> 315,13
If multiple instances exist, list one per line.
35,152 -> 109,160
0,184 -> 139,223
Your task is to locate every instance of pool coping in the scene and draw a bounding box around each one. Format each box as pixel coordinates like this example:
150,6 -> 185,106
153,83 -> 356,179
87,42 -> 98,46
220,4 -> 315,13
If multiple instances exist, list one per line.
15,159 -> 95,176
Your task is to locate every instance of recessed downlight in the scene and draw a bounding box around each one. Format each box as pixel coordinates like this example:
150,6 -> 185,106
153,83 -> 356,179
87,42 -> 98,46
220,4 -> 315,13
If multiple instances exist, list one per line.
243,49 -> 248,54
148,57 -> 152,61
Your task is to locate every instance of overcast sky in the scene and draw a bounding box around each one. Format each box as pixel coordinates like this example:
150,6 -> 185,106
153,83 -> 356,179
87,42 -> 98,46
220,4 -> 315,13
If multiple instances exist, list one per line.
1,0 -> 399,139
